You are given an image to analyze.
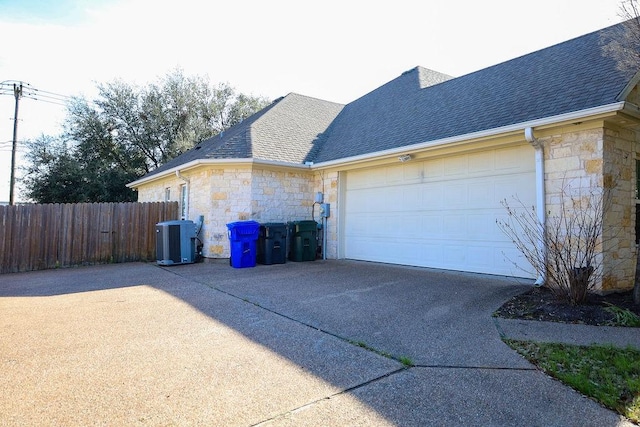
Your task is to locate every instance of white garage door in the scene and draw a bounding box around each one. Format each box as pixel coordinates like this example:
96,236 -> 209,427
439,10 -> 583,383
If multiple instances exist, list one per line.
343,145 -> 536,277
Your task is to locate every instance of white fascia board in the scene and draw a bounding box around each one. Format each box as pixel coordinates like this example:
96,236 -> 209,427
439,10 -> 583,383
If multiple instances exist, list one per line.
311,102 -> 626,170
128,102 -> 628,187
127,158 -> 311,188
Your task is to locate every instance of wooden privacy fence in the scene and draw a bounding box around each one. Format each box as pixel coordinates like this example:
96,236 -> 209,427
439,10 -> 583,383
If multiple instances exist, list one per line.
0,202 -> 179,274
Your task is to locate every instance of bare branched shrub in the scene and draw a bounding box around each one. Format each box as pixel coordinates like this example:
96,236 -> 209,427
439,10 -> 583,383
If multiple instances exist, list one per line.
497,184 -> 608,305
601,0 -> 640,75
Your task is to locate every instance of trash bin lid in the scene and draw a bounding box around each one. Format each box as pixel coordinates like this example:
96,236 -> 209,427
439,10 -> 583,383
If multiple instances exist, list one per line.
288,220 -> 317,232
227,221 -> 260,236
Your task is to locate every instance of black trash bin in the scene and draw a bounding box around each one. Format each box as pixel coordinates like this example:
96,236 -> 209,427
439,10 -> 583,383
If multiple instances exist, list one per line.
257,223 -> 288,265
288,220 -> 317,262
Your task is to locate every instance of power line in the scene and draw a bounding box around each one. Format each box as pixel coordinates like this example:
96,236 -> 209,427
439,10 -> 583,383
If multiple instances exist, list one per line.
0,81 -> 73,105
0,81 -> 76,205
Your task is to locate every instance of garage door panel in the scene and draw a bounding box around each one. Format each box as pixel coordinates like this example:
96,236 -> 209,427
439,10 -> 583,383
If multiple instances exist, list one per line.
343,145 -> 536,278
442,215 -> 467,239
421,242 -> 442,261
443,184 -> 467,207
346,189 -> 373,212
423,185 -> 445,209
403,162 -> 424,182
496,146 -> 531,171
442,245 -> 467,267
495,246 -> 535,277
422,214 -> 444,237
403,186 -> 423,210
383,188 -> 404,211
386,165 -> 404,183
424,158 -> 444,178
466,213 -> 502,240
396,215 -> 422,238
444,156 -> 468,176
468,180 -> 495,206
469,151 -> 495,173
495,174 -> 536,204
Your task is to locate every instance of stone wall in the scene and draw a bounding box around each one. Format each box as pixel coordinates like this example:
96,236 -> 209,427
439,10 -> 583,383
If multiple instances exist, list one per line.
135,165 -> 315,258
251,169 -> 315,223
136,176 -> 181,204
602,123 -> 636,291
196,167 -> 254,257
542,124 -> 636,292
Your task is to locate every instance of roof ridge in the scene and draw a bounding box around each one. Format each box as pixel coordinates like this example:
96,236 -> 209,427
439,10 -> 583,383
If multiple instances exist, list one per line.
282,91 -> 345,106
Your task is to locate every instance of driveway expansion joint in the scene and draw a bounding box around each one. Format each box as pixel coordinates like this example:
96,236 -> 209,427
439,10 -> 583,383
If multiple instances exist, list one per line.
164,267 -> 411,360
250,367 -> 408,427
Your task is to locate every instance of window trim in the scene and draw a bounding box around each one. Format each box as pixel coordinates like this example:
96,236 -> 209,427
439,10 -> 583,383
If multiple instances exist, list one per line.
180,184 -> 188,220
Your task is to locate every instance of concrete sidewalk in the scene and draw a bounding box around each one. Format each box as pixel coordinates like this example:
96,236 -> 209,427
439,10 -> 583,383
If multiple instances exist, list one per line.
495,317 -> 640,350
0,260 -> 635,426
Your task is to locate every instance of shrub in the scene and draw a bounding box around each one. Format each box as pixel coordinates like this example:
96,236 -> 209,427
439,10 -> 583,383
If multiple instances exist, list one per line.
497,183 -> 608,305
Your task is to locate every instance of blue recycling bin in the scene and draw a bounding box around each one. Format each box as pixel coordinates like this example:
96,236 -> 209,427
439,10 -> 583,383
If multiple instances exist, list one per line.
227,221 -> 260,268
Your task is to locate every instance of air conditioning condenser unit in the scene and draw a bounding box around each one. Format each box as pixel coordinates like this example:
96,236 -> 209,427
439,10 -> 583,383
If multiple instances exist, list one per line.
156,220 -> 197,265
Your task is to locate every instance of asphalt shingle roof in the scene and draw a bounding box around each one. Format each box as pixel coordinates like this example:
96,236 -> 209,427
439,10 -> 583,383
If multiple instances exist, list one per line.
312,22 -> 636,163
138,21 -> 637,181
142,93 -> 344,178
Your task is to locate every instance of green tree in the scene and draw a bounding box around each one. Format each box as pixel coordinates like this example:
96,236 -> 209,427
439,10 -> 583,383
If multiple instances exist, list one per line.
22,69 -> 270,203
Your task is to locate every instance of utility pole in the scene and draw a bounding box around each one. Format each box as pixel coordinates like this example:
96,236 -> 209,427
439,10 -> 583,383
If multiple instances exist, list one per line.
9,82 -> 22,206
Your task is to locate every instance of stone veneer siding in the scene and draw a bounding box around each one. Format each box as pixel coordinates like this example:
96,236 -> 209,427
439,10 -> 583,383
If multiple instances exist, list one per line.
136,165 -> 315,258
542,124 -> 636,292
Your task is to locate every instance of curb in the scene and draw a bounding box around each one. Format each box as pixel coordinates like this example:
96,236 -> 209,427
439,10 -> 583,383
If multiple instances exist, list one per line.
494,317 -> 640,350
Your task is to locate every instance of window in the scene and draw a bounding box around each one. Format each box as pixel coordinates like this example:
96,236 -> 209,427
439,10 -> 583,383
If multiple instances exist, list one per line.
180,184 -> 188,220
164,187 -> 171,202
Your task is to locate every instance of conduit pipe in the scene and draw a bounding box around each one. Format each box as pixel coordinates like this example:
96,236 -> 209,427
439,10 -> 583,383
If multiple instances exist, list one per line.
525,127 -> 546,286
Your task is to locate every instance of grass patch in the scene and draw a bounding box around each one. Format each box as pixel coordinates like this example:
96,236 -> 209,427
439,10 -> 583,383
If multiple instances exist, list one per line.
604,304 -> 640,327
399,356 -> 414,367
350,340 -> 411,365
505,339 -> 640,423
350,340 -> 391,358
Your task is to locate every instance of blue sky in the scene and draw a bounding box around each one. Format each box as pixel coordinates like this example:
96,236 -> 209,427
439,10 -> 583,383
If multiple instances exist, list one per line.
0,0 -> 627,201
0,0 -> 102,23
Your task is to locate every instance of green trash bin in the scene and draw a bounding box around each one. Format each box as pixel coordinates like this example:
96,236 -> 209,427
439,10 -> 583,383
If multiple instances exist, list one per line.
288,220 -> 317,262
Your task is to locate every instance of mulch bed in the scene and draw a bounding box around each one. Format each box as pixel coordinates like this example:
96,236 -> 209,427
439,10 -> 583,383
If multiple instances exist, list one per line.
494,286 -> 640,326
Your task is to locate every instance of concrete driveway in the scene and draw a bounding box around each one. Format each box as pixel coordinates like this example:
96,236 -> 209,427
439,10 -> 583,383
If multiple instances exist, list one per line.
0,260 -> 632,426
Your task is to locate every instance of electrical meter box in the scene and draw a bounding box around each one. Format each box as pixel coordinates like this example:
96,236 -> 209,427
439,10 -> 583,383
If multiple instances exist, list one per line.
320,203 -> 330,218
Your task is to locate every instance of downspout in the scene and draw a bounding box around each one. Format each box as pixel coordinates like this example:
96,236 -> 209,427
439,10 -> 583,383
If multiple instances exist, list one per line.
176,170 -> 190,220
524,127 -> 546,286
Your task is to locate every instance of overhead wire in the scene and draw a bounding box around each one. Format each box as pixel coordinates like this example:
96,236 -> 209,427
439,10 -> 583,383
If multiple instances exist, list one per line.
0,81 -> 73,106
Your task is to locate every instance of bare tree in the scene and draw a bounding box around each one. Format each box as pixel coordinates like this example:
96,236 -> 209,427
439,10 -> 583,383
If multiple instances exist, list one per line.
497,183 -> 609,305
602,0 -> 640,74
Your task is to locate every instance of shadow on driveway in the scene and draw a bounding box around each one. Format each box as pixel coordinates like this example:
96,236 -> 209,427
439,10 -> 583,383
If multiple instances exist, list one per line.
0,260 -> 632,426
